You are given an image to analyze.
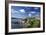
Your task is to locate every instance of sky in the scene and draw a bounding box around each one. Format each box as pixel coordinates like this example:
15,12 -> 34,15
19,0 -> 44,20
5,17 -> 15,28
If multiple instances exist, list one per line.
11,6 -> 40,18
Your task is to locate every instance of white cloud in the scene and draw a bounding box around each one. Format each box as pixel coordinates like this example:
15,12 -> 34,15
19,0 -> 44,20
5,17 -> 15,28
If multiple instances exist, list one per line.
28,13 -> 31,17
31,11 -> 36,14
11,9 -> 19,18
11,9 -> 15,13
14,10 -> 19,13
11,9 -> 19,13
34,7 -> 38,9
19,9 -> 25,13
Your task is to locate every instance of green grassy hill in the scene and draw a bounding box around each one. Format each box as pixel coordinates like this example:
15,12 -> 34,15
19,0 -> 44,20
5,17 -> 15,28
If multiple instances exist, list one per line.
24,17 -> 40,28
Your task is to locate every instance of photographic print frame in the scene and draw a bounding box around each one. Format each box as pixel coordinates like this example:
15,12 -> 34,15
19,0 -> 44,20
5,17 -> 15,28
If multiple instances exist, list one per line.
5,1 -> 45,34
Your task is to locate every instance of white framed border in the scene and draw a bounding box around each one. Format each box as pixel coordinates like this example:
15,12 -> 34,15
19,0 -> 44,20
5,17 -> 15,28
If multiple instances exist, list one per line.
8,3 -> 43,32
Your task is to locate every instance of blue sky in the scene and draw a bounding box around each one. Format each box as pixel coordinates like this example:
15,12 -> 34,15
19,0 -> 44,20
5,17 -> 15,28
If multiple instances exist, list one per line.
11,6 -> 40,18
